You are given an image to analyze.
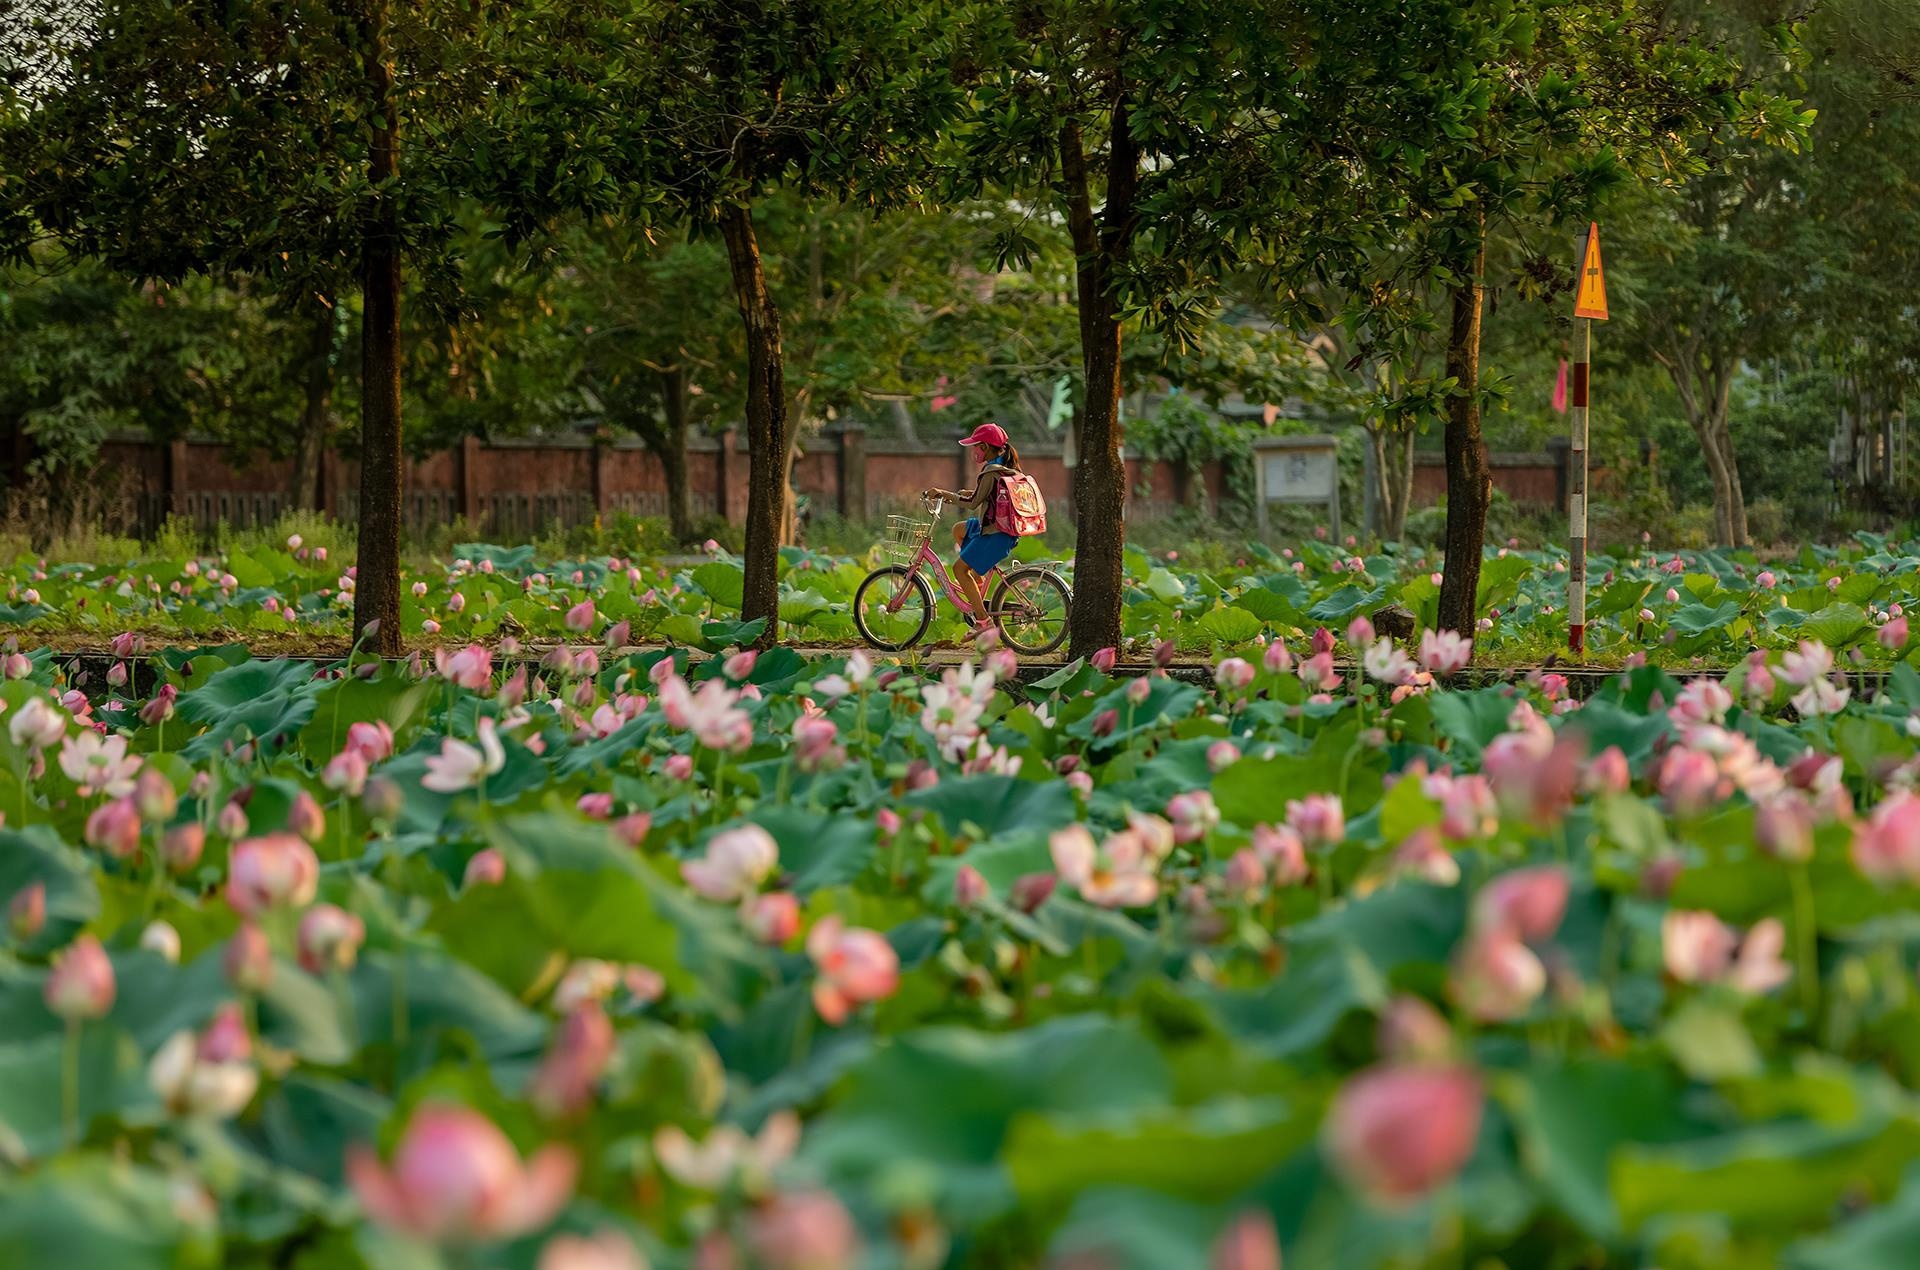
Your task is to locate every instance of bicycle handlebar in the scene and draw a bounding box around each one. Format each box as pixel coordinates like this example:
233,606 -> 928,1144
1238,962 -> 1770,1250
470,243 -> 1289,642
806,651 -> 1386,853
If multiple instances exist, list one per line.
921,494 -> 947,517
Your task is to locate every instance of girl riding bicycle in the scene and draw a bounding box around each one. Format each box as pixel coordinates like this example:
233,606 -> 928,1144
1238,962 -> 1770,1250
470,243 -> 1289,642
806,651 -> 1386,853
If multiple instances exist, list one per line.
923,423 -> 1022,635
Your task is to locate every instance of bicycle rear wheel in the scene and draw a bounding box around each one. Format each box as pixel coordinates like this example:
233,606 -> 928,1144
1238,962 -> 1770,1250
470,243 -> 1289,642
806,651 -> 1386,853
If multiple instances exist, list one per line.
853,565 -> 935,651
991,568 -> 1071,655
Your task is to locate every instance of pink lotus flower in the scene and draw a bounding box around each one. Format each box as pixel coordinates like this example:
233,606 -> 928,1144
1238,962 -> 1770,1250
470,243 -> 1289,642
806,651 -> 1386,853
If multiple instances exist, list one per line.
1297,651 -> 1341,693
1091,647 -> 1117,672
1662,910 -> 1738,983
464,847 -> 507,888
422,719 -> 506,793
1669,678 -> 1732,726
298,904 -> 366,974
1211,1209 -> 1281,1270
807,916 -> 899,1024
1778,640 -> 1833,687
953,864 -> 991,908
45,933 -> 116,1019
1757,570 -> 1777,589
59,730 -> 141,797
1473,866 -> 1568,943
530,1004 -> 616,1119
749,1189 -> 860,1270
85,797 -> 142,860
1049,823 -> 1162,908
1263,640 -> 1294,674
1483,728 -> 1582,827
1167,790 -> 1220,844
226,833 -> 320,917
1251,824 -> 1309,886
654,1110 -> 799,1192
723,650 -> 758,681
1582,747 -> 1631,797
791,716 -> 843,772
1222,848 -> 1265,896
347,1104 -> 577,1243
1756,791 -> 1815,862
1854,790 -> 1920,884
1347,616 -> 1375,648
149,1003 -> 258,1120
1418,630 -> 1473,676
346,720 -> 395,761
435,644 -> 494,692
324,749 -> 370,796
604,620 -> 631,650
564,600 -> 597,634
1207,739 -> 1241,773
741,891 -> 801,944
577,792 -> 615,820
682,825 -> 779,902
1324,1064 -> 1482,1206
539,1232 -> 647,1270
1376,995 -> 1454,1064
9,881 -> 46,940
1155,639 -> 1177,669
1657,747 -> 1727,819
1089,708 -> 1120,738
224,922 -> 275,992
1214,658 -> 1255,692
160,823 -> 205,875
1125,675 -> 1152,706
1285,793 -> 1344,846
139,683 -> 178,726
1451,929 -> 1546,1021
614,812 -> 652,848
1010,872 -> 1057,913
287,790 -> 327,843
664,753 -> 695,781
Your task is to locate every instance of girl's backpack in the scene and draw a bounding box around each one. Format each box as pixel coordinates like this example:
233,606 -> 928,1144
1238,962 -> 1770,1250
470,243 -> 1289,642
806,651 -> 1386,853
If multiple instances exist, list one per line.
991,472 -> 1048,537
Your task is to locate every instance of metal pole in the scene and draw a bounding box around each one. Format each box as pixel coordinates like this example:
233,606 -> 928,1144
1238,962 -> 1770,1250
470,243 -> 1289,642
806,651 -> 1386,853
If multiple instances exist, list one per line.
1569,318 -> 1591,655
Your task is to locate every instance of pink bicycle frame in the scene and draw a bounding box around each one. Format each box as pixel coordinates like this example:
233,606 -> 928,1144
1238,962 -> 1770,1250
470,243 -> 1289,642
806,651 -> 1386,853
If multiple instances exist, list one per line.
886,539 -> 1002,617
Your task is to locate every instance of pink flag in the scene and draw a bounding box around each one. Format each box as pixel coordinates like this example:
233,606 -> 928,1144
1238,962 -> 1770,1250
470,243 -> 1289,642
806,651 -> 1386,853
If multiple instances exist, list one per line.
1552,359 -> 1569,415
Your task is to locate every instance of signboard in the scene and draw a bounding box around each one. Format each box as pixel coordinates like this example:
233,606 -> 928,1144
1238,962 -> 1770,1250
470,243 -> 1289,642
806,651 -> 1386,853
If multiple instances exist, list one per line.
1574,222 -> 1609,321
1252,434 -> 1341,539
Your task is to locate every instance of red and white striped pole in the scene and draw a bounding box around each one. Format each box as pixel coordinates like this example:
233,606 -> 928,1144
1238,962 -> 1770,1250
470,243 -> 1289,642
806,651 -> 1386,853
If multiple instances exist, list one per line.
1569,318 -> 1591,654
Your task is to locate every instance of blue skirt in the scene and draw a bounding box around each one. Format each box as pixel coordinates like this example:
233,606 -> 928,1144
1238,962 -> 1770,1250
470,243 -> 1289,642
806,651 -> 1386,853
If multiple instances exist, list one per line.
959,517 -> 1018,573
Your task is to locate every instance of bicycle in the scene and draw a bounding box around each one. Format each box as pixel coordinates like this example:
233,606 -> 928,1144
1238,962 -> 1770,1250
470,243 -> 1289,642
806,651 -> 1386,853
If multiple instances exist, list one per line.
851,496 -> 1072,654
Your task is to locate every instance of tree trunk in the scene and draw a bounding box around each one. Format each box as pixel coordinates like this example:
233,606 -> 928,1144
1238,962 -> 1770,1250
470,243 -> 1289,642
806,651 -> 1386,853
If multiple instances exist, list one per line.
1696,421 -> 1735,546
353,0 -> 402,657
1436,232 -> 1490,639
654,367 -> 694,544
1060,103 -> 1138,659
1386,425 -> 1414,541
289,299 -> 334,511
718,202 -> 786,650
1710,371 -> 1749,546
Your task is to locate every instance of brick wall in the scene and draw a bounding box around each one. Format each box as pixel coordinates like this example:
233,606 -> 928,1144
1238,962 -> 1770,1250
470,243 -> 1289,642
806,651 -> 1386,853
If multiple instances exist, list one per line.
89,429 -> 1232,540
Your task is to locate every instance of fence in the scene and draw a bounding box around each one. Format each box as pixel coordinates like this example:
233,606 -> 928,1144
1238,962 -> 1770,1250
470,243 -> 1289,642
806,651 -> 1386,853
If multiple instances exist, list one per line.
79,428 -> 1231,540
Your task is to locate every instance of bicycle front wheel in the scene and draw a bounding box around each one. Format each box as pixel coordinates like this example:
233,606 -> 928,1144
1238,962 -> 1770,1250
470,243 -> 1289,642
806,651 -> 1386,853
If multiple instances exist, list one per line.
853,565 -> 935,651
991,568 -> 1071,655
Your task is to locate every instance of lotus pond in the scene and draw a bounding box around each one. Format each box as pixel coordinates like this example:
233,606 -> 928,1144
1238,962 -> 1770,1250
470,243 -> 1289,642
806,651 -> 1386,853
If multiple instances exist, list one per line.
9,618 -> 1920,1268
9,531 -> 1920,664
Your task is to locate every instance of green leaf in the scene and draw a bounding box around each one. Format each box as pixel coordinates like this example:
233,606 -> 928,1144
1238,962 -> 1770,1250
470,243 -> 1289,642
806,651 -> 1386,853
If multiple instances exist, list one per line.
746,808 -> 876,894
1660,997 -> 1763,1081
1196,607 -> 1262,643
906,775 -> 1078,840
1006,1096 -> 1309,1204
692,561 -> 745,610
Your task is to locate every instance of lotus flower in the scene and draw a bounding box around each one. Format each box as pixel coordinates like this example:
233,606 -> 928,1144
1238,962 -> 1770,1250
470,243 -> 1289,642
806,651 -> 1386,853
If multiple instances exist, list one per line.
141,920 -> 181,963
654,1110 -> 799,1192
224,923 -> 274,992
347,1104 -> 577,1243
1091,646 -> 1118,672
45,933 -> 116,1019
9,881 -> 46,941
1324,1064 -> 1482,1206
1418,629 -> 1472,676
741,891 -> 801,944
1285,793 -> 1344,846
84,797 -> 142,860
748,1189 -> 860,1270
537,1232 -> 650,1270
1167,790 -> 1220,844
565,600 -> 596,633
1473,866 -> 1568,943
1214,658 -> 1255,691
1210,1209 -> 1281,1270
226,833 -> 320,917
298,904 -> 366,974
149,1003 -> 258,1119
1854,790 -> 1920,883
1451,929 -> 1545,1021
807,916 -> 899,1024
435,644 -> 494,692
346,720 -> 396,761
683,824 -> 779,902
59,730 -> 141,797
1251,823 -> 1309,886
9,696 -> 65,749
530,1004 -> 616,1118
422,719 -> 506,793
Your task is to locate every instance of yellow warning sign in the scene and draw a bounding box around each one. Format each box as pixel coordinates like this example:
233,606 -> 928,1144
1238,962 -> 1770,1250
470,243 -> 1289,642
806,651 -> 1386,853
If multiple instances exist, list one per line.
1574,222 -> 1608,321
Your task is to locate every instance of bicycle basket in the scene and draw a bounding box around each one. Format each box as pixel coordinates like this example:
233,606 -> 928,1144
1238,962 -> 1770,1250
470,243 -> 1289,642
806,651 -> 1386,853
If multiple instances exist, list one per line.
882,515 -> 934,567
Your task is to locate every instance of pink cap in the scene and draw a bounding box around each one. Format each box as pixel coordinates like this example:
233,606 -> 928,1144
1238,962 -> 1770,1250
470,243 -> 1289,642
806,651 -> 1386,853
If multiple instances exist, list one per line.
959,423 -> 1009,449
